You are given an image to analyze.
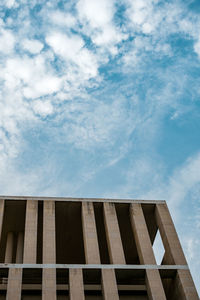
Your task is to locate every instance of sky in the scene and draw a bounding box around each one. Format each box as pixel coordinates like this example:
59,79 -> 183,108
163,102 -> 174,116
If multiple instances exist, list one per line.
0,0 -> 200,294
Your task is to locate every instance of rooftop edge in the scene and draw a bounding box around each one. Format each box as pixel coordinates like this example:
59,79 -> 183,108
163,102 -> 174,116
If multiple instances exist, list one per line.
0,195 -> 166,204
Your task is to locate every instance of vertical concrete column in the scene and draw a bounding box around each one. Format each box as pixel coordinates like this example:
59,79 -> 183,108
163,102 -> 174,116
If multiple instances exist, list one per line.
130,203 -> 166,300
42,268 -> 57,300
42,200 -> 56,300
5,232 -> 14,263
155,203 -> 199,299
175,270 -> 199,300
15,232 -> 24,263
23,200 -> 38,263
103,202 -> 125,264
82,202 -> 100,264
102,269 -> 119,300
69,268 -> 85,300
155,203 -> 186,264
6,268 -> 22,300
43,201 -> 56,263
82,201 -> 119,299
0,199 -> 4,243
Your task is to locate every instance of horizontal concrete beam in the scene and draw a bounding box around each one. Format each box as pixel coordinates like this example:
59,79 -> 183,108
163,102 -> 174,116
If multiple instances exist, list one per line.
0,284 -> 147,291
0,195 -> 166,204
0,264 -> 188,270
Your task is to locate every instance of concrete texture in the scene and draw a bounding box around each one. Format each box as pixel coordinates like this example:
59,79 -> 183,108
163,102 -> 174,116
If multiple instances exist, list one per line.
155,203 -> 199,300
4,232 -> 14,263
15,232 -> 24,263
6,268 -> 22,300
130,203 -> 166,300
103,202 -> 125,264
82,202 -> 101,264
0,197 -> 197,299
42,201 -> 56,299
69,268 -> 85,300
43,201 -> 56,264
102,268 -> 119,300
42,268 -> 56,300
23,200 -> 38,263
155,203 -> 187,265
0,200 -> 4,243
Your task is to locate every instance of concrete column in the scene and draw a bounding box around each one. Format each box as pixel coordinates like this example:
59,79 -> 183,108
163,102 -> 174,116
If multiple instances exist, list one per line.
15,232 -> 24,263
155,203 -> 199,299
155,203 -> 186,265
23,200 -> 38,263
42,201 -> 56,300
145,269 -> 167,300
82,202 -> 119,298
103,202 -> 125,264
102,269 -> 119,300
5,232 -> 14,263
69,268 -> 85,300
175,270 -> 199,300
82,202 -> 100,264
0,199 -> 4,243
6,268 -> 22,300
43,200 -> 56,263
42,268 -> 57,300
130,203 -> 166,300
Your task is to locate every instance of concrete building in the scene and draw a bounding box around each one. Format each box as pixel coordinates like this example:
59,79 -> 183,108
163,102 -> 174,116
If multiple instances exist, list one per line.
0,196 -> 198,299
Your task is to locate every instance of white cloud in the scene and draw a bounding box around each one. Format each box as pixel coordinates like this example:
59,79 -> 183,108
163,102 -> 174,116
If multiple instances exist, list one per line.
123,0 -> 200,65
4,0 -> 17,8
76,0 -> 126,51
46,31 -> 99,79
77,0 -> 114,28
32,100 -> 54,117
50,11 -> 76,28
0,29 -> 15,54
93,24 -> 124,47
23,75 -> 62,98
194,38 -> 200,58
126,0 -> 161,31
22,39 -> 44,54
56,96 -> 135,150
3,55 -> 62,98
46,32 -> 84,58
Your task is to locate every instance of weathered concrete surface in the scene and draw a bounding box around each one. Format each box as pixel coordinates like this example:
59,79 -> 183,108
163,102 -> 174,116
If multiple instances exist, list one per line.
69,268 -> 85,300
5,232 -> 14,263
130,203 -> 166,300
6,268 -> 22,300
102,269 -> 119,300
43,201 -> 56,264
82,202 -> 119,299
42,268 -> 56,300
155,204 -> 199,299
155,203 -> 186,265
103,202 -> 125,264
23,200 -> 38,263
0,199 -> 4,241
16,232 -> 24,263
82,202 -> 100,264
42,201 -> 56,299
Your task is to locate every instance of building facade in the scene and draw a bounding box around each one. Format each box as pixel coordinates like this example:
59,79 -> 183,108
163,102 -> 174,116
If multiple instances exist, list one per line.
0,196 -> 198,299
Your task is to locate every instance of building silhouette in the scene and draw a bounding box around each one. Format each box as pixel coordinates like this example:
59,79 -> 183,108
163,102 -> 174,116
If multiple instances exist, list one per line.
0,196 -> 198,299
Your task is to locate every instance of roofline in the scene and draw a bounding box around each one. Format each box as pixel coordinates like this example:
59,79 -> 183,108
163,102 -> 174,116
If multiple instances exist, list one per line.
0,263 -> 187,270
0,195 -> 166,204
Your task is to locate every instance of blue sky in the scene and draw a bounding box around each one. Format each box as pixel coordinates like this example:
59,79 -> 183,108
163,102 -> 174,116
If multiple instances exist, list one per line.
0,0 -> 200,293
